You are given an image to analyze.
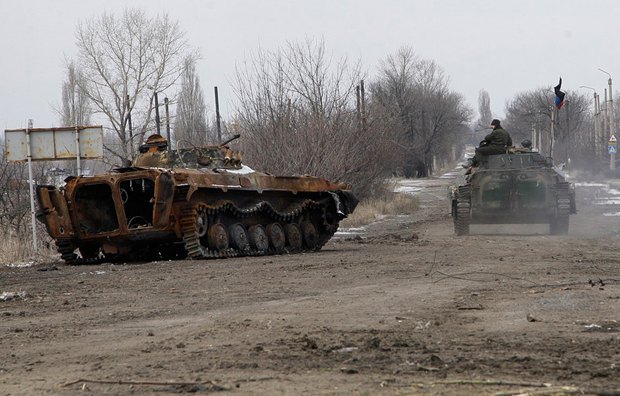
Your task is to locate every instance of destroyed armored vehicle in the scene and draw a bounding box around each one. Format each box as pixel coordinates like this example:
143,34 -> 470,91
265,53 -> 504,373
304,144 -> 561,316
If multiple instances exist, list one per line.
449,149 -> 576,235
36,135 -> 357,264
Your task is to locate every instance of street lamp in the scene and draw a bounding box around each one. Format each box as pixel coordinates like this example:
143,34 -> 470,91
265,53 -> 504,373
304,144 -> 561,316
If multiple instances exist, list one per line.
598,68 -> 615,171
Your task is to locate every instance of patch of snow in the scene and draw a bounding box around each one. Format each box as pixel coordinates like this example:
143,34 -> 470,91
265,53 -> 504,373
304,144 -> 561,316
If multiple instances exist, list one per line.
395,185 -> 422,194
333,346 -> 358,353
595,198 -> 620,205
82,270 -> 107,275
336,226 -> 366,237
606,188 -> 620,195
6,261 -> 34,268
396,178 -> 447,194
603,212 -> 620,217
575,182 -> 608,187
0,291 -> 27,301
440,171 -> 461,179
219,165 -> 255,175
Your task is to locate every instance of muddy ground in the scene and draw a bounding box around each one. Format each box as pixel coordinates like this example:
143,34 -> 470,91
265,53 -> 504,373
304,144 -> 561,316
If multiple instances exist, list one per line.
1,175 -> 619,395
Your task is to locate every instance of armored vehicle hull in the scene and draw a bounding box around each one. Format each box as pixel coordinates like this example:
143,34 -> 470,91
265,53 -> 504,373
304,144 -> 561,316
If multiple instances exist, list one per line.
36,142 -> 357,264
449,151 -> 576,235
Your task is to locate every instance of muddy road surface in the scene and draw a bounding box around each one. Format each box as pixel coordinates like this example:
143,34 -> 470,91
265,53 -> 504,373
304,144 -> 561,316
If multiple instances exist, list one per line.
1,175 -> 619,395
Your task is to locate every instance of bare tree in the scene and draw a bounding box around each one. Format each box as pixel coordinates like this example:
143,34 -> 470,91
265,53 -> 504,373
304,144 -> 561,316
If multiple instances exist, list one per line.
72,8 -> 197,165
0,137 -> 49,255
59,61 -> 92,126
232,39 -> 398,199
0,146 -> 29,236
472,89 -> 493,141
174,56 -> 210,147
371,46 -> 472,177
505,87 -> 590,166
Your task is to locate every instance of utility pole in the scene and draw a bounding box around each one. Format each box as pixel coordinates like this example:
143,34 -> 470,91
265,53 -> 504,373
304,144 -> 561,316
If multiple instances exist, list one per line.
26,119 -> 37,252
214,86 -> 222,144
599,68 -> 615,171
126,94 -> 133,149
164,97 -> 171,145
154,90 -> 161,135
355,84 -> 361,133
565,99 -> 570,167
550,106 -> 555,158
596,92 -> 602,161
536,111 -> 542,152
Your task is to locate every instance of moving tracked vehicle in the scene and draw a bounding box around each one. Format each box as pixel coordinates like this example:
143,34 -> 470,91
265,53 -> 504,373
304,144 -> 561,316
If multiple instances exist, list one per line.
449,148 -> 576,235
36,135 -> 357,264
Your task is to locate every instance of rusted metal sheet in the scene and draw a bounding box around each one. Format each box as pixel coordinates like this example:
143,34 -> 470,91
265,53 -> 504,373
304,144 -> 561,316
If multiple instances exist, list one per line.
36,186 -> 75,238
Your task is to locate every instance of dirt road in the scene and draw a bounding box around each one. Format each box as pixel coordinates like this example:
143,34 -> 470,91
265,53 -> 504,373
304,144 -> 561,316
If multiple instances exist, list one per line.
1,175 -> 619,395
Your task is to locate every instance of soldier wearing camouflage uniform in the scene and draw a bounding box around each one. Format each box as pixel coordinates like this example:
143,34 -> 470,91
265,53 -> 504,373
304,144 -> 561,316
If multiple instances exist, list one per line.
467,119 -> 512,168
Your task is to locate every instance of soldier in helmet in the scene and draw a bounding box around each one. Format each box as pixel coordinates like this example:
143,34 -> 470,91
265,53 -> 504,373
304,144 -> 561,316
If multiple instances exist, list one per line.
520,139 -> 532,151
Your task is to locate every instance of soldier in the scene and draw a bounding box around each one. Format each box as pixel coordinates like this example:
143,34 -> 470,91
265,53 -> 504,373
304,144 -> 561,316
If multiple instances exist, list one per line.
464,119 -> 512,169
520,139 -> 532,151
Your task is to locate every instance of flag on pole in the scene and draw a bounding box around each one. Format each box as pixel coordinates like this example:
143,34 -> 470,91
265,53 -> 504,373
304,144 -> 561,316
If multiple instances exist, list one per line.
554,78 -> 565,109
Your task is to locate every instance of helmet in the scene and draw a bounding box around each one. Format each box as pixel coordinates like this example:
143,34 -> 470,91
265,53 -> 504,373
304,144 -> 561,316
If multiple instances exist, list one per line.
521,139 -> 532,149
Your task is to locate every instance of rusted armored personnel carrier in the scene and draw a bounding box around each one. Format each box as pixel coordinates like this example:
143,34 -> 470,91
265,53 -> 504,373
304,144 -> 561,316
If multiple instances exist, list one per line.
449,148 -> 576,235
36,135 -> 357,264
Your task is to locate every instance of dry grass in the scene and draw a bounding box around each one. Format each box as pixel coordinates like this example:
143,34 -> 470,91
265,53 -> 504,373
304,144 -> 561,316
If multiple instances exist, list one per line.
340,192 -> 419,228
0,231 -> 57,266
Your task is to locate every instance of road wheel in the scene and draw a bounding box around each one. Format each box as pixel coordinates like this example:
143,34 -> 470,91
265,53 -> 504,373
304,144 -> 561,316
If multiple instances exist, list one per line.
301,221 -> 318,250
266,223 -> 285,253
195,204 -> 209,238
248,225 -> 269,253
285,223 -> 303,251
229,223 -> 250,253
208,223 -> 229,251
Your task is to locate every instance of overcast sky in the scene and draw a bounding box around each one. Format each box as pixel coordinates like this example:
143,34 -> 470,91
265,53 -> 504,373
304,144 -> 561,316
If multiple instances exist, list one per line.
1,0 -> 619,130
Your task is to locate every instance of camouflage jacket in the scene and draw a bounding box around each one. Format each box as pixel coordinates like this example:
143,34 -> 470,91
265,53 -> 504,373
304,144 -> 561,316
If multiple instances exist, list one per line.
483,127 -> 512,147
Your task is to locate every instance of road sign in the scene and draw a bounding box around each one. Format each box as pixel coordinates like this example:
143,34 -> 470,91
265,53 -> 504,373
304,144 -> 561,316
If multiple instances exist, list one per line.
610,135 -> 617,142
4,125 -> 103,162
609,145 -> 617,154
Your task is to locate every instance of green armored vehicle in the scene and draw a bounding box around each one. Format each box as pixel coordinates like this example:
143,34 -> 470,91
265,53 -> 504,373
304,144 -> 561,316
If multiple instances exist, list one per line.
449,149 -> 576,235
36,135 -> 357,264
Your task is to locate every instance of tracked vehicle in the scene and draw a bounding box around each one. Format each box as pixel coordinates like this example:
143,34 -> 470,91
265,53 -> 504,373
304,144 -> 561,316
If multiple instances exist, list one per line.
36,135 -> 357,264
449,149 -> 576,235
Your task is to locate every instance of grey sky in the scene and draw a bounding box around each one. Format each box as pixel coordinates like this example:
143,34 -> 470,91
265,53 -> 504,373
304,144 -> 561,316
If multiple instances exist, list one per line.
1,0 -> 619,130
